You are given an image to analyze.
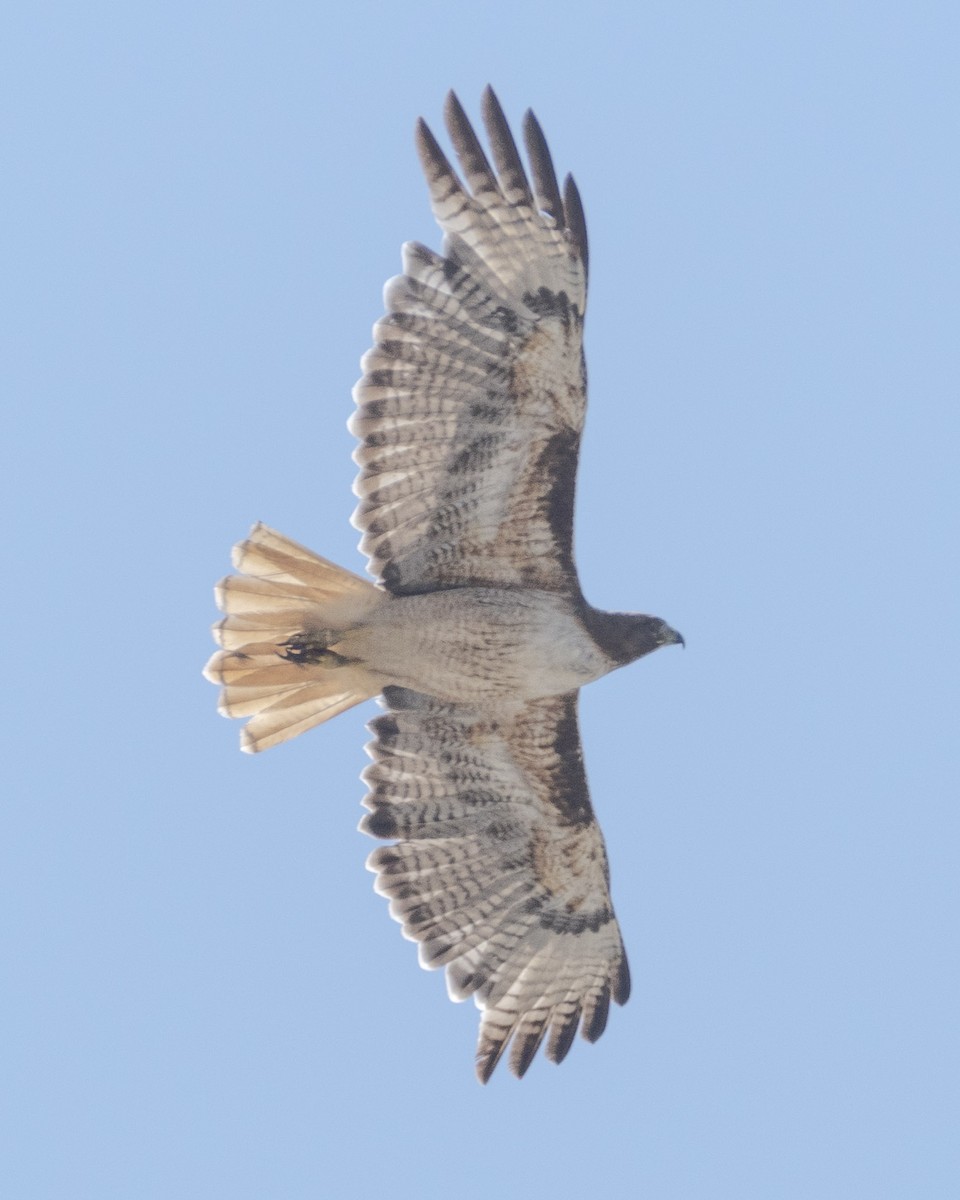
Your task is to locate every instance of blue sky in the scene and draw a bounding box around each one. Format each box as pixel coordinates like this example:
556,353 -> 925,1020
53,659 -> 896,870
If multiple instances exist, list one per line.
5,2 -> 958,1197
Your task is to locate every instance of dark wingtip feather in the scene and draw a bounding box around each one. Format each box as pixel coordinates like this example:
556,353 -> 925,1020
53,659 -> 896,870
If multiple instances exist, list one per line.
481,86 -> 534,206
476,1038 -> 506,1085
442,90 -> 470,152
548,1010 -> 581,1065
614,952 -> 631,1005
414,115 -> 460,189
563,173 -> 589,281
414,114 -> 432,153
511,1024 -> 549,1079
583,983 -> 612,1043
444,89 -> 499,200
476,1017 -> 523,1083
522,108 -> 564,226
443,88 -> 467,130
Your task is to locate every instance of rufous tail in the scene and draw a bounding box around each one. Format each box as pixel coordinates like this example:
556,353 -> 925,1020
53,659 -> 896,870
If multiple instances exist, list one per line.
204,523 -> 382,753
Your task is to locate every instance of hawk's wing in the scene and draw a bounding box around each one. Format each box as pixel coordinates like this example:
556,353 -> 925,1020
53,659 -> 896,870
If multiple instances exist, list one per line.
361,686 -> 629,1082
350,87 -> 589,596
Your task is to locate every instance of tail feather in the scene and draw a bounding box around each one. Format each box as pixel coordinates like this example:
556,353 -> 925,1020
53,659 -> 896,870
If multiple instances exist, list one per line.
215,683 -> 303,720
240,685 -> 368,753
212,610 -> 321,651
214,575 -> 331,614
204,523 -> 383,753
231,523 -> 376,597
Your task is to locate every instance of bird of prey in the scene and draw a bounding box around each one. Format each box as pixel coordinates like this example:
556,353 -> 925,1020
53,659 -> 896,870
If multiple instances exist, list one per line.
205,87 -> 683,1082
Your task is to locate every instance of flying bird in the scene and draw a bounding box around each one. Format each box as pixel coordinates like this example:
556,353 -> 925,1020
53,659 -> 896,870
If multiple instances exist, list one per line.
205,87 -> 683,1082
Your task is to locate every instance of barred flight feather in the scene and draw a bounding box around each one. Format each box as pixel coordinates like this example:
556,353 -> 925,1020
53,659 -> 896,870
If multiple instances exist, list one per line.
363,687 -> 629,1081
350,86 -> 588,597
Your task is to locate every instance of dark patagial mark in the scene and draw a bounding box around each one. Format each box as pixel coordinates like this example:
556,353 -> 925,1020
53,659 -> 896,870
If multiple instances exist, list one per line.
534,428 -> 579,577
544,694 -> 594,827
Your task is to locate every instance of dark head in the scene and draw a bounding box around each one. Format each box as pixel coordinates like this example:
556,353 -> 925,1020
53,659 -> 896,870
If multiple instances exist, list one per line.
582,608 -> 685,668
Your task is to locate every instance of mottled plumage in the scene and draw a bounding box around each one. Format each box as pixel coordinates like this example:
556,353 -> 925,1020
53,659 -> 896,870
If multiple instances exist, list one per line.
205,88 -> 682,1081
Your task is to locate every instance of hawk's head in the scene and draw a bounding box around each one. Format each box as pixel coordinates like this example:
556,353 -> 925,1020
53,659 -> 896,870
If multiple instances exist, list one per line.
583,607 -> 684,668
621,616 -> 685,662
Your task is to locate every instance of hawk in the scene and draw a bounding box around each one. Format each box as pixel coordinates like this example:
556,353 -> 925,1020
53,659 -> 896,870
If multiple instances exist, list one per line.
205,88 -> 683,1082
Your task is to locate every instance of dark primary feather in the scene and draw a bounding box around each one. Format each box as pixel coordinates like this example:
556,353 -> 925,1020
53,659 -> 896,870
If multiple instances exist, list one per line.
522,107 -> 564,227
563,174 -> 589,284
480,86 -> 533,208
444,90 -> 501,207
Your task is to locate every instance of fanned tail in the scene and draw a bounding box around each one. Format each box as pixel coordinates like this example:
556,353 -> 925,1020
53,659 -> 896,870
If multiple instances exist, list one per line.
204,523 -> 383,753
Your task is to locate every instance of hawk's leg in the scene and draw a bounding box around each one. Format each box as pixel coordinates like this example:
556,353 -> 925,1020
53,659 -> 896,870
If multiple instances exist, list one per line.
279,631 -> 354,668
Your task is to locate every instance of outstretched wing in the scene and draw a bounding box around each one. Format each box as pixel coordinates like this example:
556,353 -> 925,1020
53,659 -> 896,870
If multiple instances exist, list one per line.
350,86 -> 589,596
360,686 -> 629,1082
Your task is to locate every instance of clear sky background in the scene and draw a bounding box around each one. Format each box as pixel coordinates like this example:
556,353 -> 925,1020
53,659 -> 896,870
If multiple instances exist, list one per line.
5,2 -> 958,1197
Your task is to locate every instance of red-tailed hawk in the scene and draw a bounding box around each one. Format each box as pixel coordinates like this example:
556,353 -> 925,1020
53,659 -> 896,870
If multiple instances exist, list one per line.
205,88 -> 683,1082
